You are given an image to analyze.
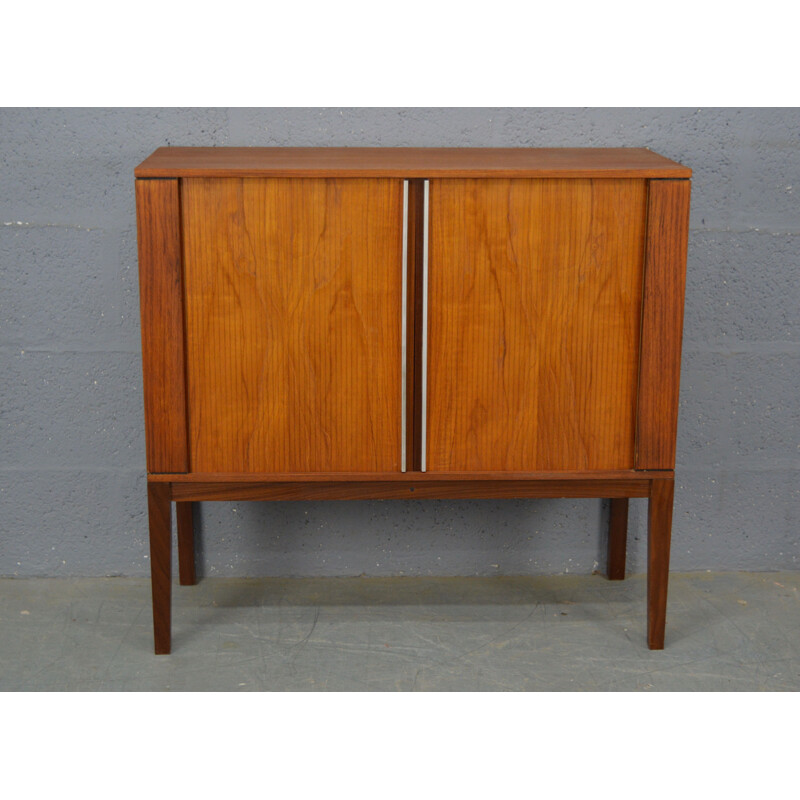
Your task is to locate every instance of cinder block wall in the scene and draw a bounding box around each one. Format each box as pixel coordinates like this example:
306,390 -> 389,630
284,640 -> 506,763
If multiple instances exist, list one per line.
2,108 -> 798,577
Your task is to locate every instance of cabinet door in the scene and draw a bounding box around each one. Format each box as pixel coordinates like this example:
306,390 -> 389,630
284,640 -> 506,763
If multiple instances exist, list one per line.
426,178 -> 647,472
181,178 -> 404,473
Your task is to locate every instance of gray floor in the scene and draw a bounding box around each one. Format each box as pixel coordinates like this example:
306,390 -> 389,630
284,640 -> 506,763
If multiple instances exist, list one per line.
1,571 -> 798,691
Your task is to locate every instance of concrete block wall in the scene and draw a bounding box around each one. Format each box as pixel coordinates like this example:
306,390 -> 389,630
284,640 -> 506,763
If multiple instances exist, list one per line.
1,108 -> 798,577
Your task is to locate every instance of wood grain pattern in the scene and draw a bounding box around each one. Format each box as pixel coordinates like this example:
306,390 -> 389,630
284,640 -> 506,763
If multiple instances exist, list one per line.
136,147 -> 692,179
135,179 -> 188,473
647,477 -> 675,649
135,149 -> 691,652
607,498 -> 629,580
181,177 -> 404,473
426,178 -> 648,472
636,180 -> 691,469
147,481 -> 172,654
169,478 -> 651,502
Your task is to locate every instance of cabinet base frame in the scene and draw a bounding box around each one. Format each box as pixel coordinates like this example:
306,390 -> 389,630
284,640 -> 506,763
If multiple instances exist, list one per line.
146,471 -> 674,654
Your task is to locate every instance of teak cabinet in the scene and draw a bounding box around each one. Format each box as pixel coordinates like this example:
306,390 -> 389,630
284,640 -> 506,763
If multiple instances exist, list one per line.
135,147 -> 691,654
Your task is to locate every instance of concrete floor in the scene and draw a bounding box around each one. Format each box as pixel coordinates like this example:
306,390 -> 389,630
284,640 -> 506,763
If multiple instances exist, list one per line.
1,571 -> 798,690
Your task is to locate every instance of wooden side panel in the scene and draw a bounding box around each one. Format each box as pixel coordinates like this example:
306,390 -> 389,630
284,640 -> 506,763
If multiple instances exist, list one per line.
636,180 -> 691,469
135,179 -> 188,473
181,177 -> 404,473
427,178 -> 647,472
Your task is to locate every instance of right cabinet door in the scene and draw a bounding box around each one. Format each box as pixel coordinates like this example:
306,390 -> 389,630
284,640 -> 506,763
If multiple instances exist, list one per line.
426,178 -> 648,472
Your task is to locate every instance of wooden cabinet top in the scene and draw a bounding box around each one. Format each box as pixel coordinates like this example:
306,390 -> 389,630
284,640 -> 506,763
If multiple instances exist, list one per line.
135,147 -> 691,179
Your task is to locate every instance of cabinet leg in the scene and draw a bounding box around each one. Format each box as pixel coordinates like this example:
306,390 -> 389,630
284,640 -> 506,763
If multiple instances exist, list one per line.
147,482 -> 172,655
647,478 -> 674,650
176,501 -> 197,586
607,498 -> 629,580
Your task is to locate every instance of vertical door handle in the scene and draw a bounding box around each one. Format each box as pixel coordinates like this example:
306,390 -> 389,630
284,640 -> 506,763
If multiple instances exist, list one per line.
421,179 -> 430,472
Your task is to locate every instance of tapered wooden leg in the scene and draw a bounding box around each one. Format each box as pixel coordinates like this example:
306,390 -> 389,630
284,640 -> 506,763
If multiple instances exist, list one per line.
176,501 -> 197,586
607,498 -> 629,580
647,478 -> 674,650
147,481 -> 172,655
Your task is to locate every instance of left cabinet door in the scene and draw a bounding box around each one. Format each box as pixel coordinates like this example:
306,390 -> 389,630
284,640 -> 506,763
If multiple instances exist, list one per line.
181,177 -> 405,473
